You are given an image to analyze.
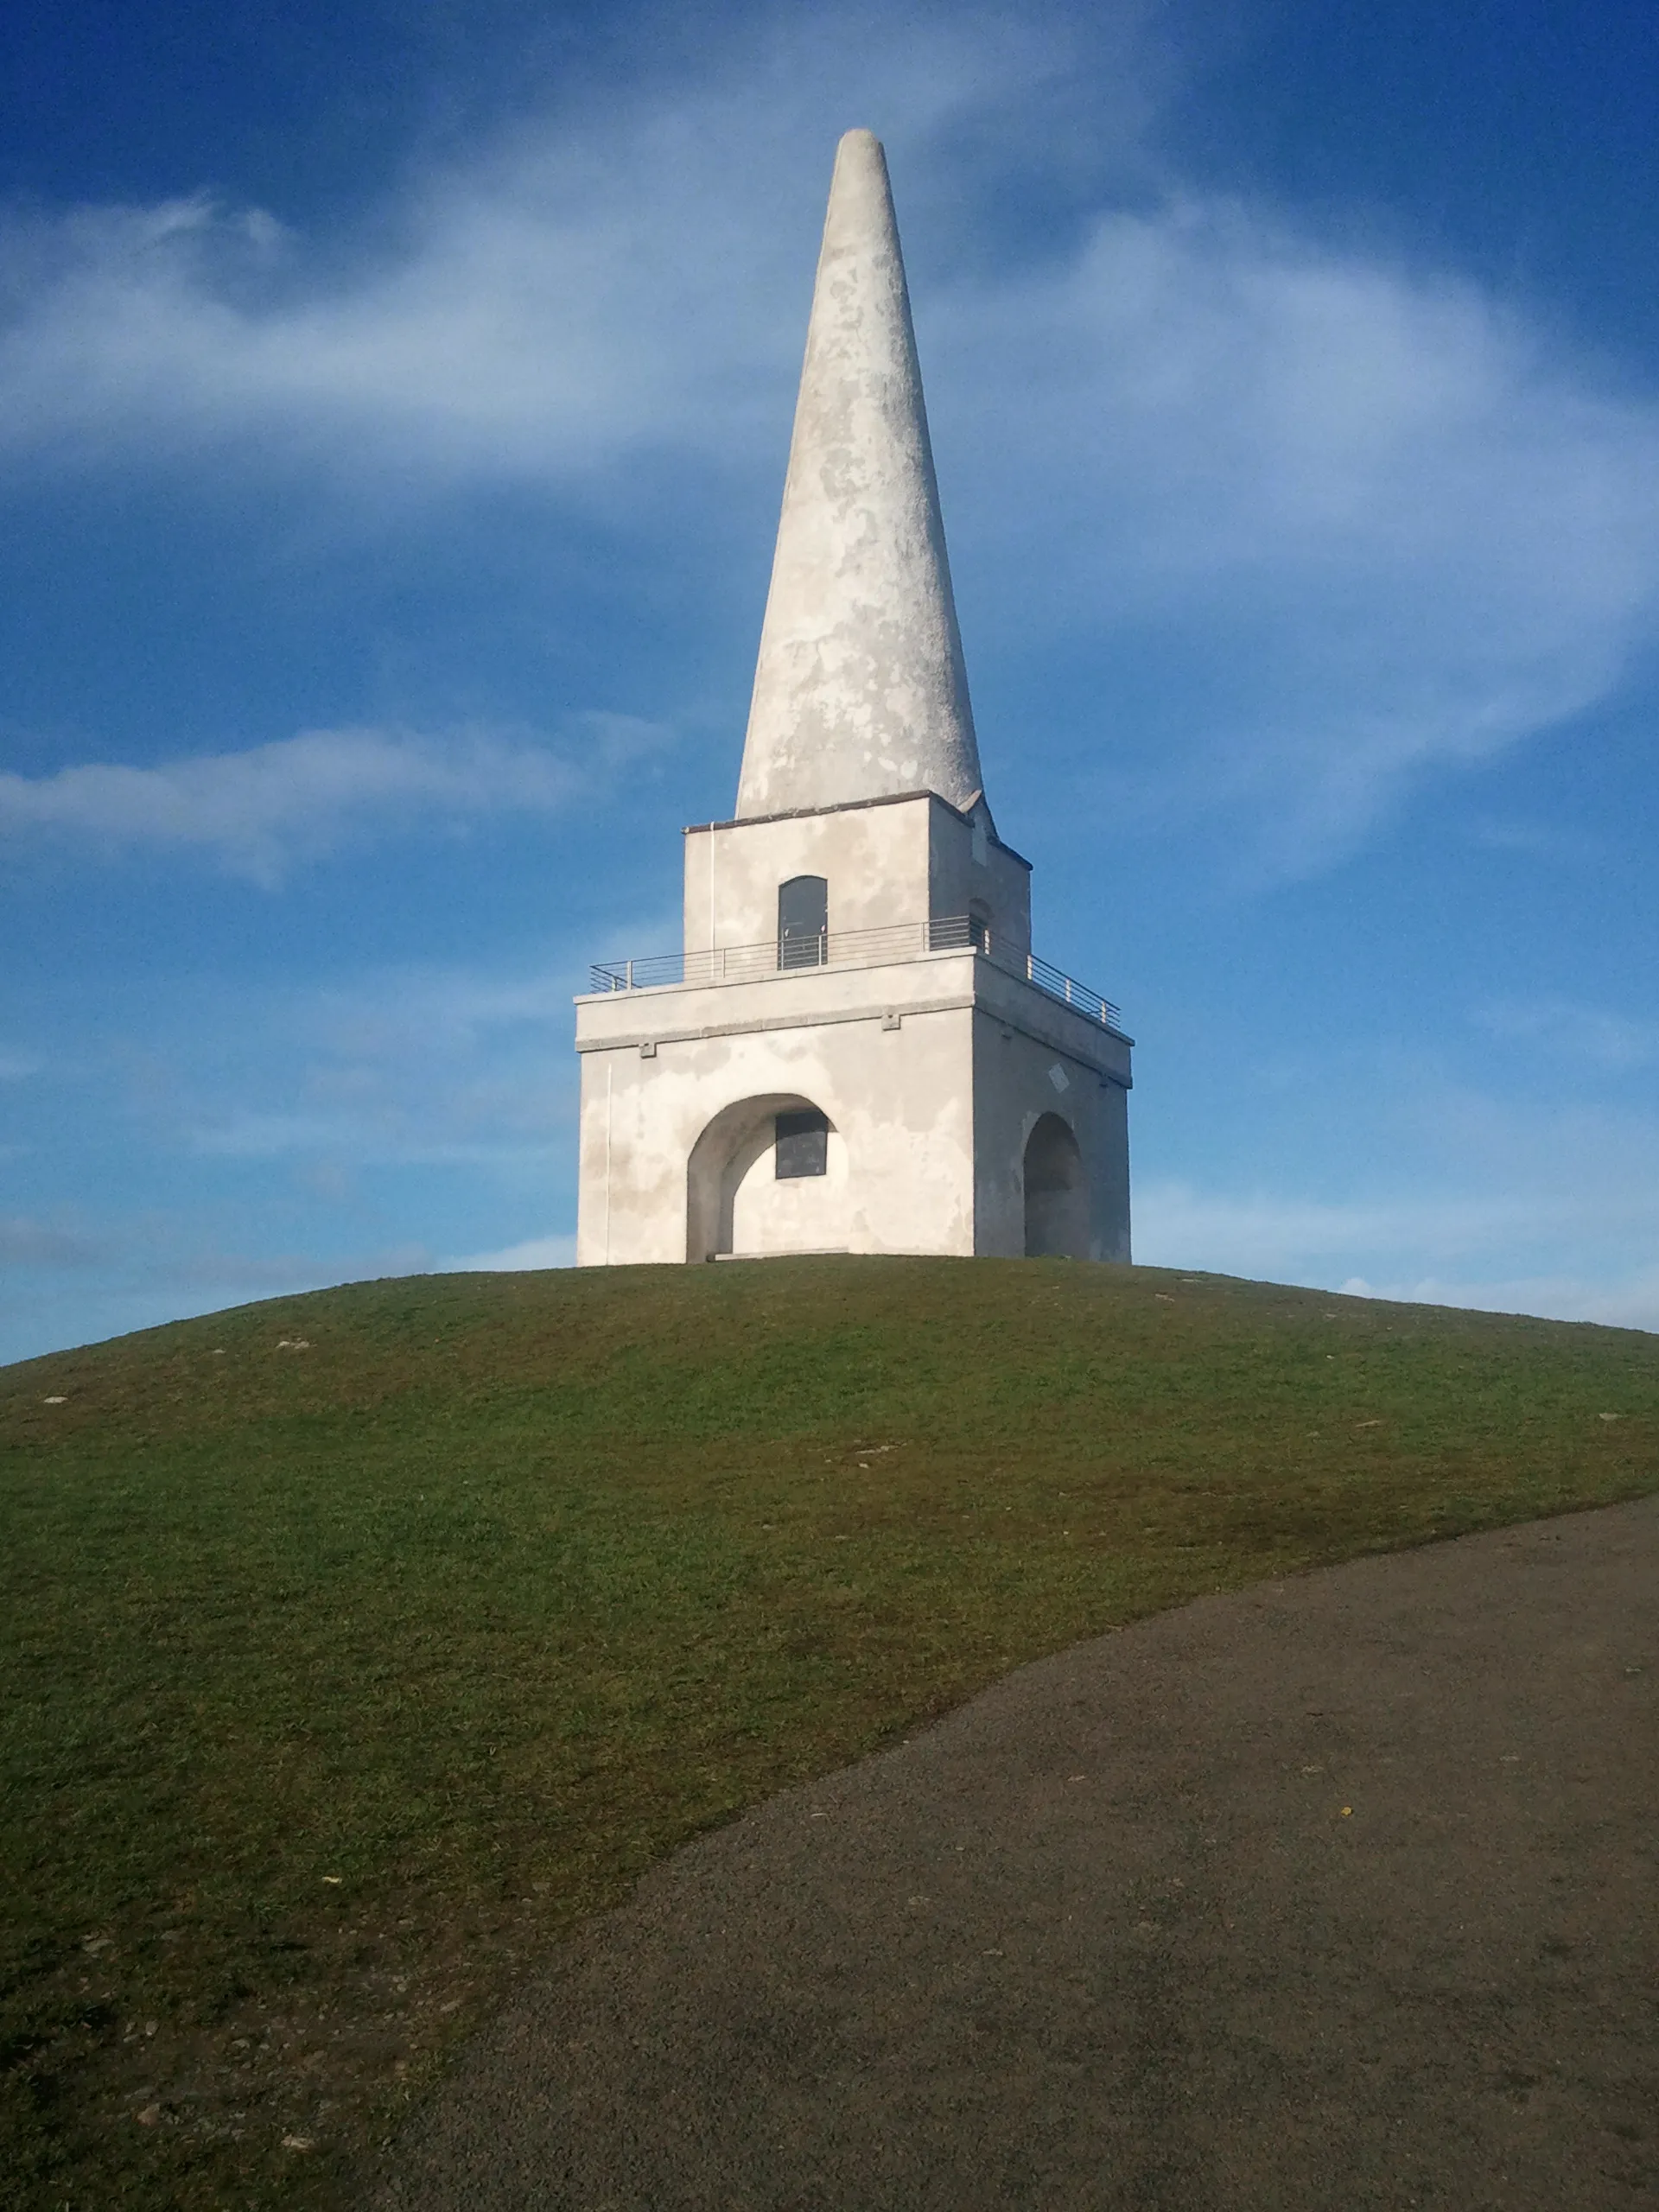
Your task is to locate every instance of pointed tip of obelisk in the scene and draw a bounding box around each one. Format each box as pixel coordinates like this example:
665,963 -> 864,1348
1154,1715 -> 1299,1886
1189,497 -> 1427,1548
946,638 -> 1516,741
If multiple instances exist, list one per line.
734,130 -> 983,820
823,128 -> 893,251
831,125 -> 881,168
835,124 -> 884,178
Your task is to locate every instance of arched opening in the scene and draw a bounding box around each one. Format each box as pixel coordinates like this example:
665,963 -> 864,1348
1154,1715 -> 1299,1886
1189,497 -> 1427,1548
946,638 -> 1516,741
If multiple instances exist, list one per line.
1023,1113 -> 1089,1260
778,875 -> 828,968
686,1093 -> 843,1262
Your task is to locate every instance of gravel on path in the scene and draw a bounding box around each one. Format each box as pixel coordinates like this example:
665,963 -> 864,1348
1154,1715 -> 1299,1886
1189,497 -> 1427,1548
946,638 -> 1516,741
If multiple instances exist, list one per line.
380,1496 -> 1658,2210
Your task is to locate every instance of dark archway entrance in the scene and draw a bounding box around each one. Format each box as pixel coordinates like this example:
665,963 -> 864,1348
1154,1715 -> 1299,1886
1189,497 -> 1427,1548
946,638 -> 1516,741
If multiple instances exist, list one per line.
1023,1113 -> 1089,1259
685,1093 -> 840,1261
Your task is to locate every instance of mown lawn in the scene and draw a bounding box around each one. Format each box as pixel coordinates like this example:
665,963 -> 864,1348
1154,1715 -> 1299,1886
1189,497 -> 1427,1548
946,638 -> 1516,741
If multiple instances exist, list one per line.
3,1255 -> 1656,2208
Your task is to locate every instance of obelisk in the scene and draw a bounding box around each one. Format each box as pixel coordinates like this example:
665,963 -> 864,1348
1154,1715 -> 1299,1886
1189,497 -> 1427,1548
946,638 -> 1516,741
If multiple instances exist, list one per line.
574,126 -> 1132,1275
735,129 -> 983,819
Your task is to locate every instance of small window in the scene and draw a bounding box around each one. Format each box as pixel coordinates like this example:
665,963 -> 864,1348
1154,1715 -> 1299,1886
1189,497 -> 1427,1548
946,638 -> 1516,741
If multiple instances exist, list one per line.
778,874 -> 828,969
775,1108 -> 829,1179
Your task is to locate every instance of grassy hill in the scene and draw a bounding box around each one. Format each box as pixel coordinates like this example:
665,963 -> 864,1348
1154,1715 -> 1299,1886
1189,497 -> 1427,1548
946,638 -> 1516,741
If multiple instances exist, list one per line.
3,1255 -> 1656,2209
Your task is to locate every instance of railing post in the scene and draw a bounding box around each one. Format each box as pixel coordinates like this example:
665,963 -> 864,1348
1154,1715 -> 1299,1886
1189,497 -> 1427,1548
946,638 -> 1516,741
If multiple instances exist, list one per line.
626,958 -> 634,991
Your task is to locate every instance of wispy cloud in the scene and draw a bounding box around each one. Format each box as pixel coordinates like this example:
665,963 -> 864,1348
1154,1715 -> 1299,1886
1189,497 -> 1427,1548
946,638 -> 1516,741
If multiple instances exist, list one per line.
1476,995 -> 1659,1071
446,1231 -> 575,1271
3,20 -> 1655,872
0,715 -> 664,883
0,11 -> 1080,476
1466,817 -> 1605,863
1337,1269 -> 1659,1335
1136,1116 -> 1659,1332
936,201 -> 1659,865
1134,1179 -> 1576,1275
0,1217 -> 105,1268
102,952 -> 589,1176
156,1242 -> 431,1293
1135,1041 -> 1659,1330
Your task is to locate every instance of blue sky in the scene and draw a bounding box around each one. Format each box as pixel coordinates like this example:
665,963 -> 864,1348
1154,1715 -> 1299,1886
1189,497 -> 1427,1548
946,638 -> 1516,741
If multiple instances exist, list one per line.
3,0 -> 1657,1361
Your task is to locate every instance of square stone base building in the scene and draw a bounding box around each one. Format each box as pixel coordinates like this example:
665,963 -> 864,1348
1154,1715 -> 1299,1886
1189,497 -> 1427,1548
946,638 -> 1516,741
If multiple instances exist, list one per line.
575,130 -> 1132,1268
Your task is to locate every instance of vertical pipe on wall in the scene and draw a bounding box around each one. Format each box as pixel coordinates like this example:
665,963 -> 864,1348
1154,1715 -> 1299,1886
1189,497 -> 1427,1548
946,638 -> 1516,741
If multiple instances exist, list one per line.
603,1060 -> 614,1265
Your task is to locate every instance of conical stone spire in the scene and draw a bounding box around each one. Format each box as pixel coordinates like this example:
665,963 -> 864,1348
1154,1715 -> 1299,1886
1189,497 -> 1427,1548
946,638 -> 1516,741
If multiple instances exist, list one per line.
734,130 -> 984,819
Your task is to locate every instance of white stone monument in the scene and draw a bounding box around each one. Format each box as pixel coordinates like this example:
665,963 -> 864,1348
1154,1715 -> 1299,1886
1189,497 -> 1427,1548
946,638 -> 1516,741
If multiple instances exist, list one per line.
575,129 -> 1132,1266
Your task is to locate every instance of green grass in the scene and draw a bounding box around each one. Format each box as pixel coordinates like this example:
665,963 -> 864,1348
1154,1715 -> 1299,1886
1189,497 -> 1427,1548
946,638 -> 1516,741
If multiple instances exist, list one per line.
3,1255 -> 1656,2208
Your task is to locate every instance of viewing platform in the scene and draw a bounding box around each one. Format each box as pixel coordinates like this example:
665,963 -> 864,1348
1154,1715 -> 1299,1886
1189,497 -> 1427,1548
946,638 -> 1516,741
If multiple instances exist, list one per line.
587,914 -> 1127,1038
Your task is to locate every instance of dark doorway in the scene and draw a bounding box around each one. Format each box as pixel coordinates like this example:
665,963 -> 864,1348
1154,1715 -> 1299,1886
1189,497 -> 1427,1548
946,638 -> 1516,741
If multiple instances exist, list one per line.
778,875 -> 828,969
1024,1114 -> 1090,1258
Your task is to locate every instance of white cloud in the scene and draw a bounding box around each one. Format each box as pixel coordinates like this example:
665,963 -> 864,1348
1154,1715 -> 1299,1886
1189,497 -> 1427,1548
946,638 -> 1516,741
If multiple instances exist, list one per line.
1139,1182 -> 1659,1332
192,1116 -> 564,1168
1131,1044 -> 1659,1335
103,952 -> 589,1173
1393,1077 -> 1659,1205
1466,817 -> 1605,863
0,1217 -> 103,1268
2,31 -> 1655,872
1136,1136 -> 1659,1332
0,1 -> 1654,885
932,202 -> 1659,864
1338,1270 -> 1659,1335
0,720 -> 660,883
1134,1179 -> 1570,1275
0,1049 -> 42,1080
446,1232 -> 575,1271
169,1244 -> 434,1292
0,10 -> 1085,475
1476,996 -> 1659,1071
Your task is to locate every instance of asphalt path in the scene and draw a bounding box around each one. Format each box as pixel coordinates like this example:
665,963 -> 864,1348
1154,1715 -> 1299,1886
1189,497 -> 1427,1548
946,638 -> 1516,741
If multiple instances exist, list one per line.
380,1496 -> 1658,2209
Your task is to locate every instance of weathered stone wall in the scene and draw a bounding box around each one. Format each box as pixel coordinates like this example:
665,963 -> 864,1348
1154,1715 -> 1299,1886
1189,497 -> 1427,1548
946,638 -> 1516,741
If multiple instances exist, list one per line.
683,792 -> 1032,961
735,130 -> 982,819
575,948 -> 1129,1267
971,993 -> 1132,1262
575,971 -> 979,1266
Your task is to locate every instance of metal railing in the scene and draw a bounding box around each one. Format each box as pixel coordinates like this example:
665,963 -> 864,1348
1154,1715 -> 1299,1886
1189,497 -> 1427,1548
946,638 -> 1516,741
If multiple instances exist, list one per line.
588,914 -> 1122,1029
